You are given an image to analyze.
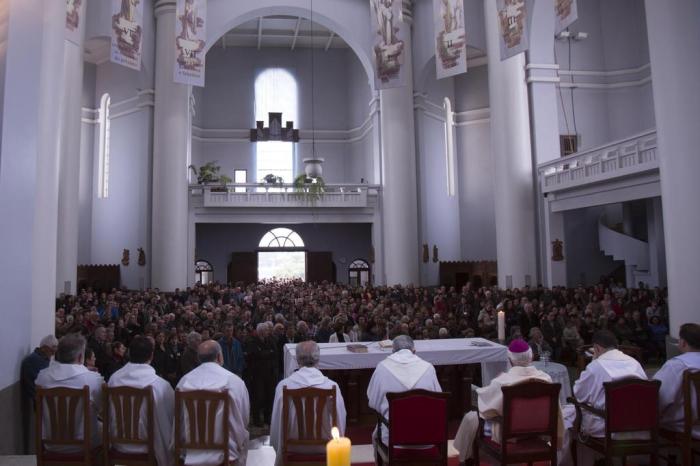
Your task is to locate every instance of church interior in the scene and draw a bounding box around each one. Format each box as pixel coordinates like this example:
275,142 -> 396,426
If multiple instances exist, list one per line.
1,0 -> 699,465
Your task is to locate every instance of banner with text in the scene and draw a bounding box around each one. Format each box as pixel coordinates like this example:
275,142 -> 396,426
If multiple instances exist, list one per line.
65,0 -> 85,45
434,0 -> 468,79
497,0 -> 532,60
111,0 -> 145,70
554,0 -> 578,34
370,0 -> 408,89
174,0 -> 207,87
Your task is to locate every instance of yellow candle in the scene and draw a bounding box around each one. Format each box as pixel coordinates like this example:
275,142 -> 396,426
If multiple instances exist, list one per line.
326,426 -> 351,466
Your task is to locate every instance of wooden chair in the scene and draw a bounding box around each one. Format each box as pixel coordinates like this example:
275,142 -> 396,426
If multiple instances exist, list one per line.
175,389 -> 231,466
660,370 -> 700,466
568,377 -> 661,466
374,389 -> 450,466
281,386 -> 338,465
35,385 -> 101,466
102,385 -> 155,465
474,381 -> 561,466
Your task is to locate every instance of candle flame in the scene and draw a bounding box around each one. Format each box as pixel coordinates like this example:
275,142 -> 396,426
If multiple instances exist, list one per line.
331,426 -> 340,440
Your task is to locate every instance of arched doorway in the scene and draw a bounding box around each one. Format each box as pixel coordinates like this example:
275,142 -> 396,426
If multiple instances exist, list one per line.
258,227 -> 306,281
195,260 -> 214,284
348,259 -> 370,286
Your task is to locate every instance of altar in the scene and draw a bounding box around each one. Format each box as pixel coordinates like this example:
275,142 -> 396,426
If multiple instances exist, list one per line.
283,338 -> 509,423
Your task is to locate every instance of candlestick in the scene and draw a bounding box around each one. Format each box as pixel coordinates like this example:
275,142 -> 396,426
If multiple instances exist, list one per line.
327,426 -> 351,466
497,310 -> 505,342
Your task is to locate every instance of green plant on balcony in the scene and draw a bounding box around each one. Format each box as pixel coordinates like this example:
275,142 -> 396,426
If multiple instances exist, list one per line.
189,161 -> 230,185
262,173 -> 284,185
293,174 -> 326,203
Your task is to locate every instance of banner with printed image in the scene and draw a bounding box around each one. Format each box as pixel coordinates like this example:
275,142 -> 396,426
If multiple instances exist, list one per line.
111,0 -> 145,70
370,0 -> 408,89
497,0 -> 532,60
434,0 -> 468,79
554,0 -> 578,34
174,0 -> 207,87
65,0 -> 85,45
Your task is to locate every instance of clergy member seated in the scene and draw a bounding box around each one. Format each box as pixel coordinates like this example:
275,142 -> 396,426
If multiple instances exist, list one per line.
654,323 -> 700,437
35,333 -> 104,452
108,336 -> 174,466
270,340 -> 347,465
177,340 -> 250,466
367,335 -> 441,447
453,338 -> 564,463
565,330 -> 647,438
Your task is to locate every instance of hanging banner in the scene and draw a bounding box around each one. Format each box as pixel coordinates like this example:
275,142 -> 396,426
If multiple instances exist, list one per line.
497,0 -> 531,60
554,0 -> 578,35
111,0 -> 145,70
370,0 -> 408,89
433,0 -> 467,79
174,0 -> 207,87
65,0 -> 84,45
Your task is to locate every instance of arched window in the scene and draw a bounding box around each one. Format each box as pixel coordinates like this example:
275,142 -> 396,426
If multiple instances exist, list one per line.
258,227 -> 305,248
97,93 -> 111,198
257,228 -> 305,281
254,68 -> 297,186
348,259 -> 370,286
195,260 -> 214,285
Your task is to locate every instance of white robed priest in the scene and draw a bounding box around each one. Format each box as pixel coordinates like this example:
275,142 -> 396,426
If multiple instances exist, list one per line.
108,336 -> 174,466
453,338 -> 565,463
270,340 -> 346,465
367,335 -> 442,447
564,330 -> 647,439
177,340 -> 250,466
35,333 -> 104,453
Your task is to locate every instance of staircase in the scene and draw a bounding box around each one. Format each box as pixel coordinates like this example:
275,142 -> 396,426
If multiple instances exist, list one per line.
598,214 -> 650,287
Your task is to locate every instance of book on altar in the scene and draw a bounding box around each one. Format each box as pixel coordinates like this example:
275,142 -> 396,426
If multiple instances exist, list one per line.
347,344 -> 368,353
378,340 -> 393,349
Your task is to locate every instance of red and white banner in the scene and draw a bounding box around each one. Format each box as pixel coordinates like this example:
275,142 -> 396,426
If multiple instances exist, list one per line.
370,0 -> 408,89
174,0 -> 207,87
496,0 -> 533,60
433,0 -> 467,79
111,0 -> 145,71
65,0 -> 85,45
554,0 -> 578,34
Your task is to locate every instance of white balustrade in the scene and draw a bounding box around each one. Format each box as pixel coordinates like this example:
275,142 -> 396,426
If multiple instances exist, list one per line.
538,130 -> 658,193
189,183 -> 379,208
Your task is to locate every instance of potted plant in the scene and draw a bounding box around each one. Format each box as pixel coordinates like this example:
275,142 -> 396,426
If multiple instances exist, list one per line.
188,162 -> 231,192
262,173 -> 284,185
293,173 -> 326,203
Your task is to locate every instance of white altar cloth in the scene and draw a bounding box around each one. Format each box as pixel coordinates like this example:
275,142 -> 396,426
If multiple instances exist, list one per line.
283,338 -> 508,386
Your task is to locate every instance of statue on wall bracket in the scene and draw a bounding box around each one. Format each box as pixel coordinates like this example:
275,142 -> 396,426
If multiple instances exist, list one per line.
552,239 -> 564,262
121,249 -> 130,266
138,248 -> 146,266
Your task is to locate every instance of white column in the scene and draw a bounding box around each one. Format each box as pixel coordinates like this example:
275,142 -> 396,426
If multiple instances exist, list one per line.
484,0 -> 537,288
379,33 -> 420,286
646,197 -> 666,288
645,0 -> 700,337
56,24 -> 86,296
152,0 -> 191,291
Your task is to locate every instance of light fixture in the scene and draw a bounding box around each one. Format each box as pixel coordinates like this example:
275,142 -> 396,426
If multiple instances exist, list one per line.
303,0 -> 325,180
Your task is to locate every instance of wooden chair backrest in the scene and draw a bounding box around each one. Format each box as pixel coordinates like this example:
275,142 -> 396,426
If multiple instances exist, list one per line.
386,389 -> 450,447
103,384 -> 155,459
35,386 -> 92,462
175,389 -> 230,464
604,377 -> 661,440
683,370 -> 700,436
501,381 -> 561,441
282,386 -> 338,449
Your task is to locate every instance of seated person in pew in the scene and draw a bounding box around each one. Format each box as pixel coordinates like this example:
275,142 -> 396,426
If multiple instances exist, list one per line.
270,340 -> 346,466
453,338 -> 565,464
367,335 -> 442,447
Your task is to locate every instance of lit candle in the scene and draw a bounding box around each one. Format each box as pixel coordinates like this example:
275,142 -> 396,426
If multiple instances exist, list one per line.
326,426 -> 351,466
497,310 -> 505,342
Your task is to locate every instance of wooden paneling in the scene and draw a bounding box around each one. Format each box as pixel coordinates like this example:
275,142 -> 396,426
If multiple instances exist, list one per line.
228,252 -> 257,285
306,251 -> 334,284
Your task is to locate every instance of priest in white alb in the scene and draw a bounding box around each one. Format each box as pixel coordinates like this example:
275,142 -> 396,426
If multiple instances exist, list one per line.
177,340 -> 250,466
107,336 -> 174,466
35,333 -> 104,453
654,322 -> 700,436
453,338 -> 565,464
565,330 -> 647,438
270,340 -> 346,465
367,335 -> 442,447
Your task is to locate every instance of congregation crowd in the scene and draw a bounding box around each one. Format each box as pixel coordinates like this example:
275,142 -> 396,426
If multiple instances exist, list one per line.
20,279 -> 691,465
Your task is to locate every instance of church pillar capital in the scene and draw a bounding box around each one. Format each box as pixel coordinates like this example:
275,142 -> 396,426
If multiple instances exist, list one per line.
154,0 -> 177,18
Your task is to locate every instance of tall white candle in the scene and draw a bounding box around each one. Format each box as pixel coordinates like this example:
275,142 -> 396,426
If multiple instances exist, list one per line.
497,310 -> 505,341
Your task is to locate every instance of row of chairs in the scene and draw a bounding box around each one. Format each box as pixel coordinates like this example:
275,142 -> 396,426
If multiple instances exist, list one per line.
34,371 -> 700,466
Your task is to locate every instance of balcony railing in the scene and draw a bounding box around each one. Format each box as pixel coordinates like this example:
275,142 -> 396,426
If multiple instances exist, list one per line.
538,129 -> 658,193
190,183 -> 380,208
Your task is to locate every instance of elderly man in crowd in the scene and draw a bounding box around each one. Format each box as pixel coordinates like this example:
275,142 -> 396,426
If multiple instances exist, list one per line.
108,336 -> 174,466
178,331 -> 202,378
453,339 -> 564,464
177,340 -> 250,466
35,334 -> 104,452
654,322 -> 700,436
367,335 -> 441,447
270,340 -> 346,465
218,323 -> 245,377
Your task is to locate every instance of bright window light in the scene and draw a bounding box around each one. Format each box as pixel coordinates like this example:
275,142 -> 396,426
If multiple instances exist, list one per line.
258,251 -> 306,281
